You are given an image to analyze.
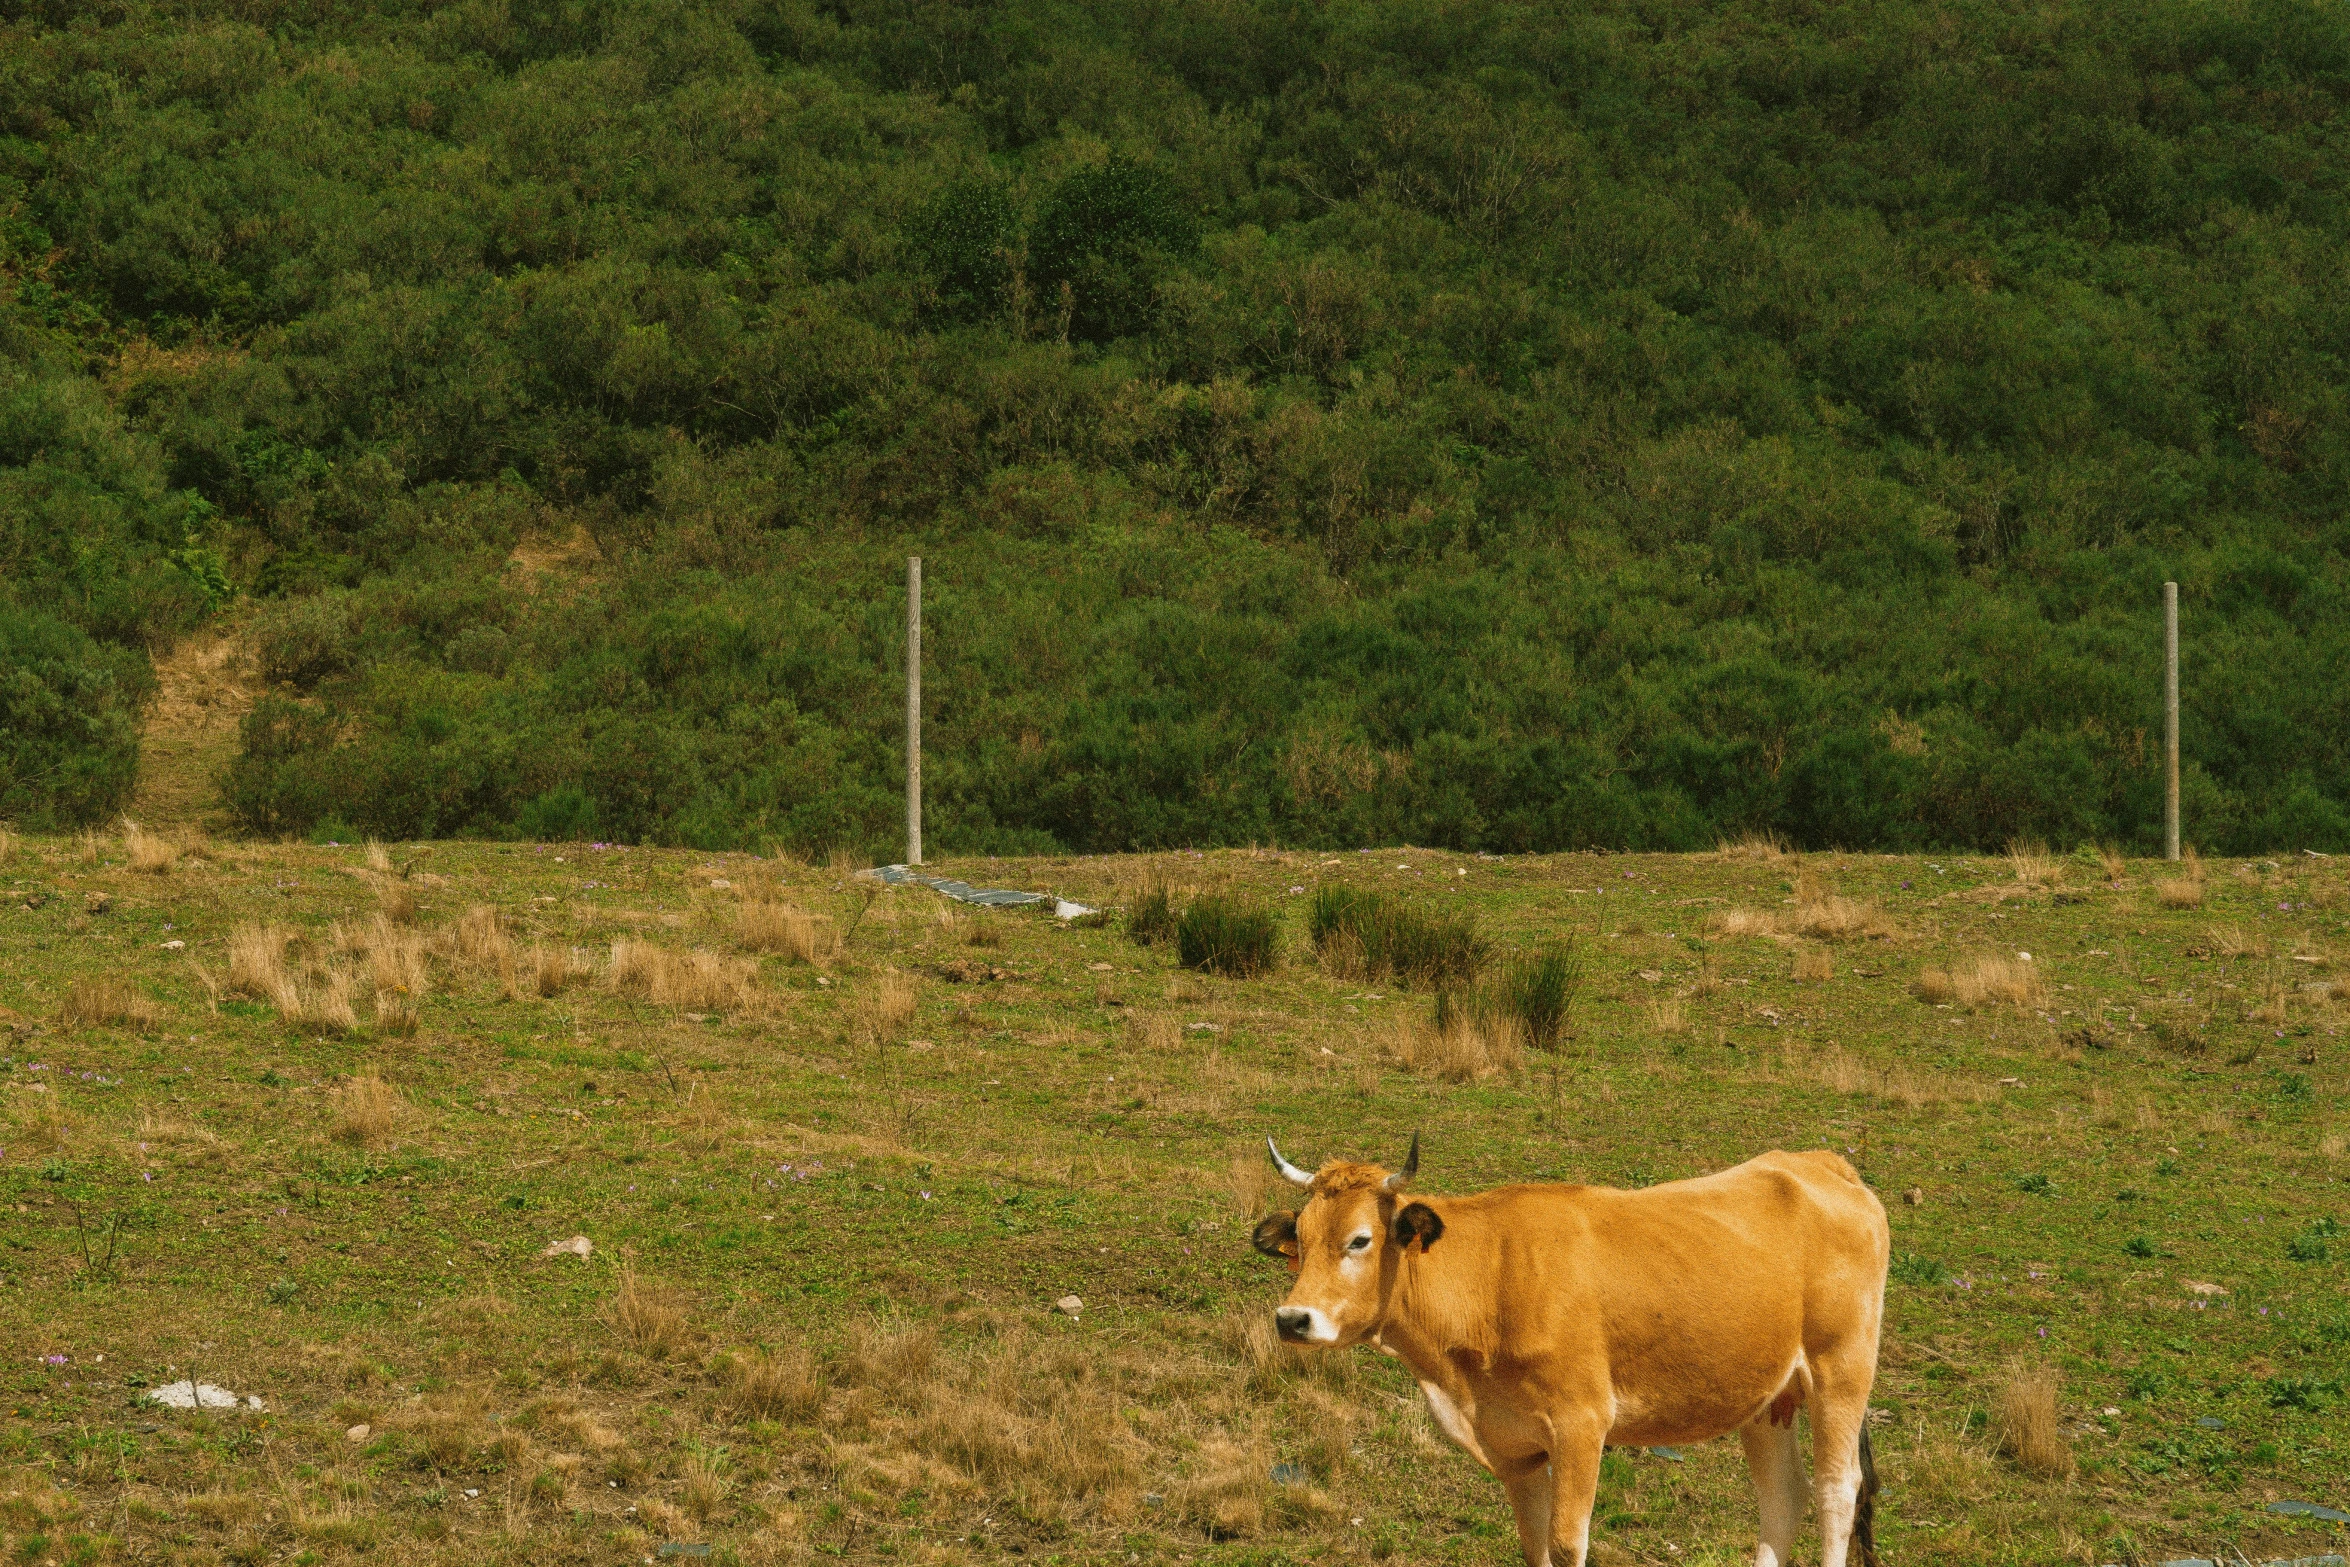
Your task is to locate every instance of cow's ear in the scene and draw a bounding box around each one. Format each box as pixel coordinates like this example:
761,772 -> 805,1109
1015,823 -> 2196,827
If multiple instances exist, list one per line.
1252,1211 -> 1300,1259
1393,1202 -> 1444,1253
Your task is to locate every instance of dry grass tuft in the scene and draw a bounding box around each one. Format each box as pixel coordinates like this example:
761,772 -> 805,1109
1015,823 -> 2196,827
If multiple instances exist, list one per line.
612,1265 -> 693,1359
1226,1150 -> 1273,1219
455,904 -> 513,967
726,1347 -> 825,1422
375,878 -> 418,925
874,970 -> 919,1034
122,818 -> 179,874
1125,1013 -> 1180,1052
2006,838 -> 2061,887
1709,869 -> 1899,944
526,941 -> 582,998
1645,995 -> 1689,1034
1809,1047 -> 1992,1107
1792,945 -> 1835,983
228,922 -> 359,1031
1791,894 -> 1900,941
2093,843 -> 2128,879
2249,967 -> 2289,1026
738,895 -> 837,962
365,840 -> 394,874
60,977 -> 162,1030
333,1074 -> 406,1149
2155,845 -> 2207,908
1389,1008 -> 1519,1083
1715,831 -> 1791,862
2206,923 -> 2269,960
607,939 -> 756,1011
1912,955 -> 2046,1009
229,922 -> 297,1003
76,827 -> 104,864
1993,1364 -> 2074,1479
826,842 -> 869,873
0,826 -> 16,862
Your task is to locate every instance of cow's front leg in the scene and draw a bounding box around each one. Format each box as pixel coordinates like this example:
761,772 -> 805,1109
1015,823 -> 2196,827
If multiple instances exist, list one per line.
1498,1455 -> 1555,1567
1542,1427 -> 1605,1567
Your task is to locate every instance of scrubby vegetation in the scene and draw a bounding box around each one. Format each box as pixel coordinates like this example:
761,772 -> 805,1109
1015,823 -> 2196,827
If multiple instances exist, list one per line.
5,0 -> 2350,849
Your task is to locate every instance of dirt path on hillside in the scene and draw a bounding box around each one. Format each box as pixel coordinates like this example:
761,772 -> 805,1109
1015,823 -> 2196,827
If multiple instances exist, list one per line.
129,621 -> 256,830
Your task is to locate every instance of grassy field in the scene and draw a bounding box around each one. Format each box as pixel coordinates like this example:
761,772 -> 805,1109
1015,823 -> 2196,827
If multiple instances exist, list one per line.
1,829 -> 2345,1567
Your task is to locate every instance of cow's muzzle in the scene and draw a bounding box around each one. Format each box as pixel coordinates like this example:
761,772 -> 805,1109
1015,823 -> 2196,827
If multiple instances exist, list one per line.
1275,1306 -> 1319,1343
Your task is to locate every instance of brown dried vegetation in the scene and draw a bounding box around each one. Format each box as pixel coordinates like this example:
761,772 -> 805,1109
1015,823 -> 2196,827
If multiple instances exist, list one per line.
1994,1364 -> 2074,1479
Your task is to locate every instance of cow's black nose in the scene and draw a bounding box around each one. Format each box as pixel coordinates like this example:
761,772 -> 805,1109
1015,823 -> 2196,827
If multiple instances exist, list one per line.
1275,1306 -> 1313,1341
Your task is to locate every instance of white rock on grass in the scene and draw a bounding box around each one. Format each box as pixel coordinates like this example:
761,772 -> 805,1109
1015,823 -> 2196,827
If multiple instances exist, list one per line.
147,1381 -> 264,1411
1055,1295 -> 1084,1317
540,1235 -> 593,1259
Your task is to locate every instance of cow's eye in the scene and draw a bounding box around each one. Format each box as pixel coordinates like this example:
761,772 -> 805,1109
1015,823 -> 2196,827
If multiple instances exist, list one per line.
1347,1234 -> 1372,1252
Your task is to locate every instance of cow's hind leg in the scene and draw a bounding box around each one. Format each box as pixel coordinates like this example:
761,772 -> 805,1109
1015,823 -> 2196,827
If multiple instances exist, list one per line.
1808,1372 -> 1878,1567
1738,1416 -> 1803,1567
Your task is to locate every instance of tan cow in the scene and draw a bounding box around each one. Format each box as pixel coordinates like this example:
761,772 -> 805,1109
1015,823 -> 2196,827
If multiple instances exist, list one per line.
1251,1136 -> 1888,1567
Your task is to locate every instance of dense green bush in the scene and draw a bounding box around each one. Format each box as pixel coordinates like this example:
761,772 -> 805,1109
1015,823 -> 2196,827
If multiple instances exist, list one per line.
0,608 -> 148,829
3,0 -> 2348,851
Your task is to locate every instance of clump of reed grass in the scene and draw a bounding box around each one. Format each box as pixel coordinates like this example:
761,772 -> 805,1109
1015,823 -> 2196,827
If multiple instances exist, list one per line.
1306,886 -> 1485,988
1495,940 -> 1584,1051
1176,895 -> 1280,978
1127,881 -> 1179,946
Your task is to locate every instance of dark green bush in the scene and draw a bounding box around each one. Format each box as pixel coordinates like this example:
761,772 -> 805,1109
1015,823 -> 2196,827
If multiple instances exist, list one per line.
906,180 -> 1019,321
1028,157 -> 1198,341
1175,895 -> 1279,978
0,606 -> 147,829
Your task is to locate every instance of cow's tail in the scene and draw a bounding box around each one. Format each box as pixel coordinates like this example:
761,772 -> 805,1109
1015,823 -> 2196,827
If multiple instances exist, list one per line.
1851,1422 -> 1881,1567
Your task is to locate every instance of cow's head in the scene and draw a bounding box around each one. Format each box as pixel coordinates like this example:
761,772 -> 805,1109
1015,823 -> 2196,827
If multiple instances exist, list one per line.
1250,1132 -> 1443,1346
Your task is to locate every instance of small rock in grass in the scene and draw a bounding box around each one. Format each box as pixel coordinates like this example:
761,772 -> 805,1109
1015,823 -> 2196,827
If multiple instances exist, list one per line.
1902,1188 -> 1923,1206
1054,1295 -> 1083,1316
346,1423 -> 371,1442
541,1235 -> 593,1260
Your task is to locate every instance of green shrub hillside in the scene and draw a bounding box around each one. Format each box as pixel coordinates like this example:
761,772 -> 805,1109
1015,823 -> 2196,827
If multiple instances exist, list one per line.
3,0 -> 2347,850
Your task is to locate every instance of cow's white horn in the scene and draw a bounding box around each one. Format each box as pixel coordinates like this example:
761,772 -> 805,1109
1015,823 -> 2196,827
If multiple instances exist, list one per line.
1384,1131 -> 1421,1191
1267,1137 -> 1315,1188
